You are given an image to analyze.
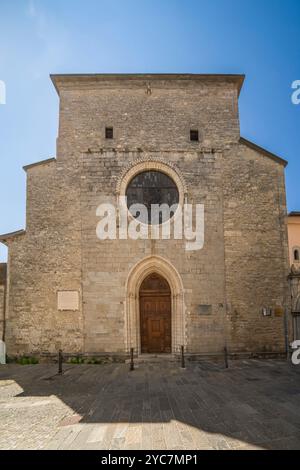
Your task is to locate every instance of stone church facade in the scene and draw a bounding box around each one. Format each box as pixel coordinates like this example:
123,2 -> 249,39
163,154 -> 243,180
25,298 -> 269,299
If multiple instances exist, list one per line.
0,74 -> 291,359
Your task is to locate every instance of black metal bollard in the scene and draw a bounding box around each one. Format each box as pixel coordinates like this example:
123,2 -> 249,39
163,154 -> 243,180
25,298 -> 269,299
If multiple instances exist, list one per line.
58,349 -> 63,375
180,345 -> 185,369
224,346 -> 229,369
130,347 -> 134,371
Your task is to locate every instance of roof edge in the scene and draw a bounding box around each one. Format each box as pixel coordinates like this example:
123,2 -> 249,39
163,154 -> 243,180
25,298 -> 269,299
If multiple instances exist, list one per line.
23,157 -> 56,172
0,230 -> 26,245
50,73 -> 245,97
288,212 -> 300,217
239,137 -> 288,167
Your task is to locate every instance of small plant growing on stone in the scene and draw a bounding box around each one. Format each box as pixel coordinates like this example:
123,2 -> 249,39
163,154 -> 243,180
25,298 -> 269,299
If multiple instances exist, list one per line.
68,356 -> 84,364
17,356 -> 39,365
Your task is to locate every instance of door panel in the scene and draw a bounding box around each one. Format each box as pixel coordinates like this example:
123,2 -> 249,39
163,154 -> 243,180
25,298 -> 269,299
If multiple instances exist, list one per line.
140,294 -> 171,353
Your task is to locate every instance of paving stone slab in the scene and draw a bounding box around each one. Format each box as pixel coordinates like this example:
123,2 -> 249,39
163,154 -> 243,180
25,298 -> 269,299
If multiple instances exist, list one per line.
0,360 -> 300,450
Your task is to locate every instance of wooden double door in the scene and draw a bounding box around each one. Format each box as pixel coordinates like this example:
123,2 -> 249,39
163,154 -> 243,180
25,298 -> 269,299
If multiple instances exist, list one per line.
140,273 -> 171,354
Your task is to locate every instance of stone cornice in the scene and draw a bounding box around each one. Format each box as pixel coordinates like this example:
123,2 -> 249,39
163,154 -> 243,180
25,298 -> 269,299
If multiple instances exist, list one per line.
23,158 -> 56,172
0,229 -> 26,245
83,147 -> 223,154
51,73 -> 245,96
239,137 -> 288,167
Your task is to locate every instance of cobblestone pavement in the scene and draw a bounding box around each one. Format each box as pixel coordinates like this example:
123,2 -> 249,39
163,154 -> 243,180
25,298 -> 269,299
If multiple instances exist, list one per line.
0,359 -> 300,450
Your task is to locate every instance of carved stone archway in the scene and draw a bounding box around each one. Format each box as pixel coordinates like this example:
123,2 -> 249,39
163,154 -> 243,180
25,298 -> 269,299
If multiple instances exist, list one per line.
117,159 -> 187,207
296,295 -> 300,313
125,255 -> 185,355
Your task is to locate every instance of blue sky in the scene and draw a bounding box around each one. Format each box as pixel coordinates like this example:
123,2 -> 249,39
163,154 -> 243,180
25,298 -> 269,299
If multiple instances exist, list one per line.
0,0 -> 299,261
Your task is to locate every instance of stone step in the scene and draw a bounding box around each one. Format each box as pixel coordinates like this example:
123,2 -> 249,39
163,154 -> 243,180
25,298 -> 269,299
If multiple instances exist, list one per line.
125,354 -> 179,364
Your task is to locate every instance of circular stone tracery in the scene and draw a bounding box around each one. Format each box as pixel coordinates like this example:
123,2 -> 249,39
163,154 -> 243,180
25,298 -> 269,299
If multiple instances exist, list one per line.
125,170 -> 179,224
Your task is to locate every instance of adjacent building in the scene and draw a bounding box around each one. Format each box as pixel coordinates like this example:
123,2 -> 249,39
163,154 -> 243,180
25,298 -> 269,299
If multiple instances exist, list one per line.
288,212 -> 300,339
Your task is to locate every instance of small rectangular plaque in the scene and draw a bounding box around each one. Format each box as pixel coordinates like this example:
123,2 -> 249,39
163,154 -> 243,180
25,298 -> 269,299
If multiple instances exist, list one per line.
197,305 -> 212,315
57,291 -> 79,311
274,307 -> 284,317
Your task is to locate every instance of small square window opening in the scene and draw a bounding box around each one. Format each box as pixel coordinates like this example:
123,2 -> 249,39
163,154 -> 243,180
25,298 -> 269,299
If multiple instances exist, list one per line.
190,129 -> 199,142
105,127 -> 114,139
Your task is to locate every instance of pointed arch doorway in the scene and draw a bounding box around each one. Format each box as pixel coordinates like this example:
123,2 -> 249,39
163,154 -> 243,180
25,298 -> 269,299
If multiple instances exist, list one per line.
140,273 -> 171,354
125,255 -> 185,355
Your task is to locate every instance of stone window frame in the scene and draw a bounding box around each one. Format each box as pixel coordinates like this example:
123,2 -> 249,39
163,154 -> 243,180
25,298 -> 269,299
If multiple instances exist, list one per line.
117,159 -> 187,228
293,246 -> 300,262
125,170 -> 180,225
105,126 -> 114,139
190,129 -> 199,142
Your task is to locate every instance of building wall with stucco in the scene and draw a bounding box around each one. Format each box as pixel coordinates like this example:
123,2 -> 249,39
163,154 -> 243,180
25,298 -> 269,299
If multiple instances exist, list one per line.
288,214 -> 300,267
287,214 -> 300,338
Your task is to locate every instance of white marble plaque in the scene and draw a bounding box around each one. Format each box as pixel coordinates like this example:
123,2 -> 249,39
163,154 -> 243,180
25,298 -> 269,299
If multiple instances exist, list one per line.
57,291 -> 79,311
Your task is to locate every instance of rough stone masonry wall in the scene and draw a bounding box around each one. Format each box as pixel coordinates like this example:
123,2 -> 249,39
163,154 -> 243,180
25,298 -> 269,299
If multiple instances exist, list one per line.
80,149 -> 227,354
5,160 -> 83,356
222,143 -> 290,354
56,78 -> 240,153
3,76 -> 290,357
57,77 -> 240,355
